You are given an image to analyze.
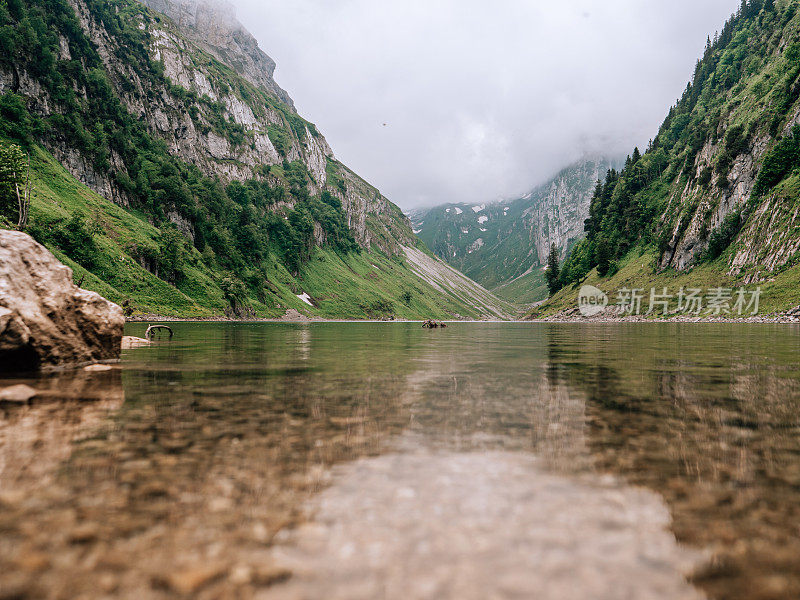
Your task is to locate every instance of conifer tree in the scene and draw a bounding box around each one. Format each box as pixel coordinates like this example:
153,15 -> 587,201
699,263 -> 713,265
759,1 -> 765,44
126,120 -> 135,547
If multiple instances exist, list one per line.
546,244 -> 562,296
595,237 -> 612,277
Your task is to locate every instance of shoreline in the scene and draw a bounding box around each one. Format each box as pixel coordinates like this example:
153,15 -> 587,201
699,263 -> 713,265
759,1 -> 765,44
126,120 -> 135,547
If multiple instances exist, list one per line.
124,314 -> 800,325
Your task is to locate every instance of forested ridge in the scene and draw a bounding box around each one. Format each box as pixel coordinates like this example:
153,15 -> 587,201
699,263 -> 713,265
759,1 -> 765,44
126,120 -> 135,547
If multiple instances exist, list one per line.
556,0 -> 800,290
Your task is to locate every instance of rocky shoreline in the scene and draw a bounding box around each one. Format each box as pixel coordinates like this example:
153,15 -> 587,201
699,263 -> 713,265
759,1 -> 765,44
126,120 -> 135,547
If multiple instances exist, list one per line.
125,306 -> 800,325
534,306 -> 800,324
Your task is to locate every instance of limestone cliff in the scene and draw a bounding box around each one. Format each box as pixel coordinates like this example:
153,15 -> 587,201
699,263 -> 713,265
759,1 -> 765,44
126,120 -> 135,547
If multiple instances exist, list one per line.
516,159 -> 615,266
412,157 -> 618,300
0,0 -> 413,254
139,0 -> 295,108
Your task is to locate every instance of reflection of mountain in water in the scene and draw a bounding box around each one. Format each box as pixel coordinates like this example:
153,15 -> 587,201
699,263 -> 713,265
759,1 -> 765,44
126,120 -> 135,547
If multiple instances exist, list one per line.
2,322 -> 799,599
546,324 -> 800,600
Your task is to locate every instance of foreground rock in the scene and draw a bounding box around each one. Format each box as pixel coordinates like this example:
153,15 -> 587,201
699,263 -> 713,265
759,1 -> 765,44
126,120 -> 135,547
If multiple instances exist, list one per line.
0,231 -> 124,371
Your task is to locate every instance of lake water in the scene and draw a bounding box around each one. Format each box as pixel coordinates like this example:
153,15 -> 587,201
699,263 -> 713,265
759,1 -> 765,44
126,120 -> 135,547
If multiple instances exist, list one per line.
1,322 -> 799,599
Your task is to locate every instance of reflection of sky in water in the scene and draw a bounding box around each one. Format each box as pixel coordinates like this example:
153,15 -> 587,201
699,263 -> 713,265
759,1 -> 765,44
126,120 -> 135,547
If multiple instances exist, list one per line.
1,322 -> 799,599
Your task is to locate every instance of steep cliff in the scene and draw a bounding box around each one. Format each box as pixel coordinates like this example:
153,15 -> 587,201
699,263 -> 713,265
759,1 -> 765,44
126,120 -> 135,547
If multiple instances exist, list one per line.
139,0 -> 295,108
559,0 -> 800,290
412,158 -> 617,302
0,0 -> 508,319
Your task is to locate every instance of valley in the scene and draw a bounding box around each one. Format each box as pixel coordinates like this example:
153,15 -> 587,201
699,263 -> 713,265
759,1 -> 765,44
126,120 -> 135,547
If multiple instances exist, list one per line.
411,157 -> 619,304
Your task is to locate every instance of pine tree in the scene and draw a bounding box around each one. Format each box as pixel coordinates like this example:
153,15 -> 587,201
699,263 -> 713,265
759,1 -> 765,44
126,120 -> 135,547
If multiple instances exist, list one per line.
546,244 -> 561,296
595,237 -> 612,277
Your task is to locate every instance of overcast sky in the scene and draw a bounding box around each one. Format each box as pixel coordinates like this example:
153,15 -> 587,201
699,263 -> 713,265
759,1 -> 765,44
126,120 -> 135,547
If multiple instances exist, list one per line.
232,0 -> 740,209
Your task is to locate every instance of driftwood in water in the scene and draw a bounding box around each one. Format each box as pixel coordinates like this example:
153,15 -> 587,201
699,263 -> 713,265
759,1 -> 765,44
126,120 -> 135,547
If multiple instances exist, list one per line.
145,325 -> 174,340
422,320 -> 448,329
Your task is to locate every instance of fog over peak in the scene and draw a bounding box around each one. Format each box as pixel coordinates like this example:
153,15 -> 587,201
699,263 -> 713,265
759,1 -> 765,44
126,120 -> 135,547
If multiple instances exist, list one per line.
230,0 -> 740,209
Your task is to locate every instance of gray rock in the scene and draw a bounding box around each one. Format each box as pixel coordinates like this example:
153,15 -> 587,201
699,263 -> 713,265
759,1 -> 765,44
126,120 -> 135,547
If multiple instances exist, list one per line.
139,0 -> 295,109
0,231 -> 124,371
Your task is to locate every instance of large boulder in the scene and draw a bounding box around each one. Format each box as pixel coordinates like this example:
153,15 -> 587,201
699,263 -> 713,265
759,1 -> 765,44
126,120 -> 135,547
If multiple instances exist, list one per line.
0,231 -> 124,371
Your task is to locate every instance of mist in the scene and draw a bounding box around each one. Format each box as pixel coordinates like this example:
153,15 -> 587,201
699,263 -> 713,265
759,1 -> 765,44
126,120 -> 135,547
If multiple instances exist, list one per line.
230,0 -> 740,209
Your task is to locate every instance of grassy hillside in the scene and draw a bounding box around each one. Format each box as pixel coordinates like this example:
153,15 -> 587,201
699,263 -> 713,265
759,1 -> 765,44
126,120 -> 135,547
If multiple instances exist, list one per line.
531,248 -> 800,319
7,143 -> 503,320
493,268 -> 548,305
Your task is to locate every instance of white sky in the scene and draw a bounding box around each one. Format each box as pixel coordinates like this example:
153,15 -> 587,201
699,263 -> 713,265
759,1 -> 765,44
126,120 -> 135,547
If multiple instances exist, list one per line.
231,0 -> 740,209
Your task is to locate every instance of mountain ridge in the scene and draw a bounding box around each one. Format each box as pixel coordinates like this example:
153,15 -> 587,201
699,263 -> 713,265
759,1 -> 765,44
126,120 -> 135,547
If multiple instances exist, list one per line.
0,0 -> 511,319
411,156 -> 620,303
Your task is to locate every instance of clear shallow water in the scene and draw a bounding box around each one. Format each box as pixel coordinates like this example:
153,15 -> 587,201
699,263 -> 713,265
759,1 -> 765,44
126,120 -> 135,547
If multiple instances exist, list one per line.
1,322 -> 800,599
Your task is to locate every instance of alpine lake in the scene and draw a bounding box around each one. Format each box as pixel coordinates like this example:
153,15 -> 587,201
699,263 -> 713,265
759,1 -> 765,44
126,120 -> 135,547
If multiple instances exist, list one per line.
1,322 -> 799,599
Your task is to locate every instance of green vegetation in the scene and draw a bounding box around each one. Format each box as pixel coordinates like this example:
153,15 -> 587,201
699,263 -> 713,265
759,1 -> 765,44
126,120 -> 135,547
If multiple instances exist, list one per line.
0,140 -> 30,228
492,269 -> 548,305
531,247 -> 800,319
753,125 -> 800,196
545,244 -> 561,296
547,0 -> 800,313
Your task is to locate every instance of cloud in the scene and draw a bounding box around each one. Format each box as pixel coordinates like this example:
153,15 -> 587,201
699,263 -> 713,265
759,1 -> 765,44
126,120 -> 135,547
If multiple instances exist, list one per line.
231,0 -> 740,208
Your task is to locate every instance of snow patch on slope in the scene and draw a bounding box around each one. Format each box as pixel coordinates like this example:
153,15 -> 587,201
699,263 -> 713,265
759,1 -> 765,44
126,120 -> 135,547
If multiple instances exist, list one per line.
297,293 -> 314,307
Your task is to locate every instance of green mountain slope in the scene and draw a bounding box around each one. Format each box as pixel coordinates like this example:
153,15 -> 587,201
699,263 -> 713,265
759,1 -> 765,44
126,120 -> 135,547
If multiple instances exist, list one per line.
548,0 -> 800,313
411,157 -> 617,303
0,0 -> 509,319
18,143 -> 511,319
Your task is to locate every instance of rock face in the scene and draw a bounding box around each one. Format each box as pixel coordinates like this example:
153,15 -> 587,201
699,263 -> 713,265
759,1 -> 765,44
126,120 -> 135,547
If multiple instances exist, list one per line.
516,159 -> 615,265
139,0 -> 295,109
657,111 -> 800,276
0,231 -> 124,371
412,157 -> 618,296
0,0 -> 414,256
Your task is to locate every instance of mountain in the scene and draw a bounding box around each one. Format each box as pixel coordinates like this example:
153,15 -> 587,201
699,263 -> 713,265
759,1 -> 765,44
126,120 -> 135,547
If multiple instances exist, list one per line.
0,0 -> 511,320
548,0 -> 800,309
411,157 -> 618,303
